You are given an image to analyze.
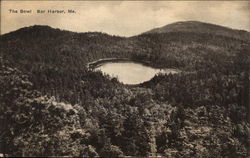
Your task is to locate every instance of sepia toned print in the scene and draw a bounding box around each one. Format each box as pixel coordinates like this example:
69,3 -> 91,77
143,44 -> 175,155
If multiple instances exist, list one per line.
0,1 -> 249,157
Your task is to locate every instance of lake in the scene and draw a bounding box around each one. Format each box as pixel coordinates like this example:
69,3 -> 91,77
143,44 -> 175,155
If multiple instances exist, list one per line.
94,61 -> 178,84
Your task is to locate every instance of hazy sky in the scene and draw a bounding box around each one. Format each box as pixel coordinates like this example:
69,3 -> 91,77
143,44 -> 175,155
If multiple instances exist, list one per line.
1,1 -> 250,36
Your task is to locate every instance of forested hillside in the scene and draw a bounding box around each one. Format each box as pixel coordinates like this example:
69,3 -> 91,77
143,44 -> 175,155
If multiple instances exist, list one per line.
0,21 -> 249,157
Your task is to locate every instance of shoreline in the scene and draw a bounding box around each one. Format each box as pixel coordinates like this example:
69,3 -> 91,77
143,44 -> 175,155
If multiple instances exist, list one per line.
86,58 -> 180,71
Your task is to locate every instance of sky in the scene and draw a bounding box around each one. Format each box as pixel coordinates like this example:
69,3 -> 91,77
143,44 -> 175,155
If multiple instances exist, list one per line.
1,1 -> 250,36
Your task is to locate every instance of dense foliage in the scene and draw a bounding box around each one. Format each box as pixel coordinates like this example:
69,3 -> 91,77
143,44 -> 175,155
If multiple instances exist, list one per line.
0,22 -> 249,157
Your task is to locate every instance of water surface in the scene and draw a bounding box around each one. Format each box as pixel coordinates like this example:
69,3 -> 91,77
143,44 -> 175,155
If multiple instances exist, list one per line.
95,62 -> 178,84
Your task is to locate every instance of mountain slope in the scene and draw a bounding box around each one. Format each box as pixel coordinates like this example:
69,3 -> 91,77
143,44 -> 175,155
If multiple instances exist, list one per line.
144,21 -> 250,41
0,25 -> 129,70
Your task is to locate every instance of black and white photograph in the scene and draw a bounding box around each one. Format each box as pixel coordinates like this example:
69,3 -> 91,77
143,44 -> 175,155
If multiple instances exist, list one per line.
0,1 -> 249,157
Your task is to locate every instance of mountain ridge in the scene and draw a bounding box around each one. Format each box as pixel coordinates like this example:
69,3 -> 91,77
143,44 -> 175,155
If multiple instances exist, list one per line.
143,21 -> 250,41
2,21 -> 250,40
1,21 -> 249,73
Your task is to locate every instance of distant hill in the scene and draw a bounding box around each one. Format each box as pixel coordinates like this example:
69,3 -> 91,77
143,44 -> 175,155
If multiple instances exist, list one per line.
0,25 -> 129,71
143,21 -> 250,41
